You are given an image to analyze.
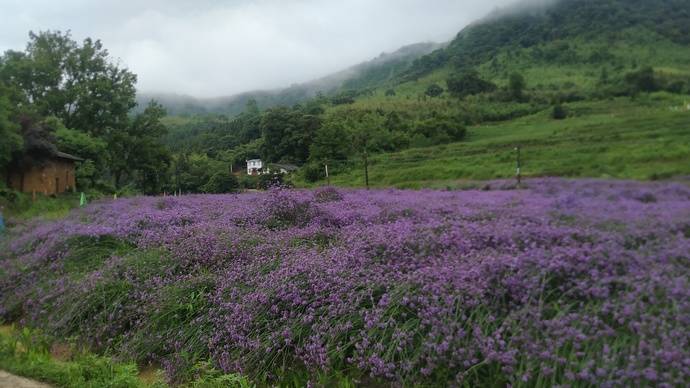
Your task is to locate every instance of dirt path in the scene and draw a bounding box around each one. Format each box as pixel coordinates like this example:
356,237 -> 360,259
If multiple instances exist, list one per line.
0,371 -> 52,388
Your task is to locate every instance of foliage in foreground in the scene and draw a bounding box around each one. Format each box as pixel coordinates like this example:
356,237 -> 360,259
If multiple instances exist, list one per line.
0,326 -> 254,388
1,181 -> 690,386
0,326 -> 148,387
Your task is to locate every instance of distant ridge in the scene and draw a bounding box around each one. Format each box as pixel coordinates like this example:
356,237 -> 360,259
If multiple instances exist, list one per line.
136,42 -> 444,116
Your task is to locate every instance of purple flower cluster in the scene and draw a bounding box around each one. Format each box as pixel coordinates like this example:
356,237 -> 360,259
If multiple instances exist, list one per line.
1,179 -> 690,385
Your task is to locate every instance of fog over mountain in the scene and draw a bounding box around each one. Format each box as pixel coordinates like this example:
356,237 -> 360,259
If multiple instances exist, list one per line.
0,0 -> 516,97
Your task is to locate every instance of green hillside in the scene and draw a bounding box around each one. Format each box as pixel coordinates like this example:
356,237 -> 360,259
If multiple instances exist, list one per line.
304,94 -> 690,188
401,0 -> 690,82
147,0 -> 690,193
291,0 -> 690,187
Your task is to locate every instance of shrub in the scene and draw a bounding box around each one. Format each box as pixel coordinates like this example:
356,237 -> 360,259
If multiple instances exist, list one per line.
239,175 -> 258,190
262,188 -> 315,228
303,163 -> 323,183
202,173 -> 239,194
625,66 -> 659,94
3,180 -> 690,386
258,174 -> 291,190
552,104 -> 568,120
666,80 -> 686,94
414,116 -> 467,144
446,71 -> 497,99
509,72 -> 527,100
313,186 -> 344,203
424,84 -> 444,98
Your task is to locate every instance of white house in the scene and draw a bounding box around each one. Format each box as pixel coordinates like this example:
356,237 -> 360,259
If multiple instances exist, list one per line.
246,159 -> 263,175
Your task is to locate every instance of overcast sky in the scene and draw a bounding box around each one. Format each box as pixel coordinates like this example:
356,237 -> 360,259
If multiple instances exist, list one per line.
0,0 -> 517,97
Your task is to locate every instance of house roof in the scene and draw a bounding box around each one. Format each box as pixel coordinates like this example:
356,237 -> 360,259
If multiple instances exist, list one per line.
270,163 -> 299,171
54,151 -> 84,162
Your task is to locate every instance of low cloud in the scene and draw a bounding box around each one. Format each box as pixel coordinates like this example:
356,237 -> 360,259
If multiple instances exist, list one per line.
0,0 -> 517,97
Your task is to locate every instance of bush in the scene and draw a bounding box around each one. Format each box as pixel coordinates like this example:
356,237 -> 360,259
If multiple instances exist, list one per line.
552,104 -> 568,120
258,174 -> 291,190
625,66 -> 659,94
202,173 -> 239,194
313,186 -> 344,203
414,117 -> 467,144
424,84 -> 444,98
509,72 -> 527,100
239,175 -> 258,190
303,163 -> 323,183
666,80 -> 686,94
331,91 -> 357,105
446,71 -> 497,99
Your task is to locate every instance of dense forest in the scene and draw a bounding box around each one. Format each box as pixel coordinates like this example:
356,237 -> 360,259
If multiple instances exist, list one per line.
0,31 -> 173,195
2,0 -> 689,197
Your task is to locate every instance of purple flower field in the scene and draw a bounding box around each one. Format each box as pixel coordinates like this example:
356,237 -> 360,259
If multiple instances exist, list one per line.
1,179 -> 690,386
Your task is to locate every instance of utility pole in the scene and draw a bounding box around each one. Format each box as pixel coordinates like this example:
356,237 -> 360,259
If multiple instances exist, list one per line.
515,146 -> 522,187
363,152 -> 370,190
325,164 -> 330,186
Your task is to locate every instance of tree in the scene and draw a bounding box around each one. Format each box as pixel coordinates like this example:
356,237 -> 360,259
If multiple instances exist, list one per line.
260,106 -> 320,164
202,172 -> 239,193
413,117 -> 466,143
0,31 -> 137,136
625,67 -> 658,94
13,116 -> 57,169
309,120 -> 351,164
425,84 -> 444,98
108,101 -> 170,192
0,83 -> 22,170
509,72 -> 527,101
385,89 -> 396,97
446,71 -> 497,99
344,112 -> 387,189
331,90 -> 357,105
53,118 -> 107,163
50,116 -> 107,188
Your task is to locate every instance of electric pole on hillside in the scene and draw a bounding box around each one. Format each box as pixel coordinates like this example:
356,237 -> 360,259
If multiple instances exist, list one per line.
363,152 -> 370,190
515,146 -> 522,187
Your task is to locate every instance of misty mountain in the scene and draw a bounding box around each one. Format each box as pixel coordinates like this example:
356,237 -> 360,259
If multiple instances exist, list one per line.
401,0 -> 690,81
136,42 -> 443,116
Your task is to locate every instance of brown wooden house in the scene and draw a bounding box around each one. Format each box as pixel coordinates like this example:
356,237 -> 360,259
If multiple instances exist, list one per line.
7,151 -> 83,196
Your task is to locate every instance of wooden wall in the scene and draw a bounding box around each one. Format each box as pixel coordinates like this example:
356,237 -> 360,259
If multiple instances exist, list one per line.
8,159 -> 77,196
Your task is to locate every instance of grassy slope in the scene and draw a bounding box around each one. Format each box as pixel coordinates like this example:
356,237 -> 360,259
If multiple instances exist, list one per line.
314,94 -> 690,189
0,325 -> 254,388
0,325 -> 157,388
297,24 -> 690,188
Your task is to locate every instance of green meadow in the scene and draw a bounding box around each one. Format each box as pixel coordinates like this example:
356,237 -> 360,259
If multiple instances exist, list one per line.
308,94 -> 690,189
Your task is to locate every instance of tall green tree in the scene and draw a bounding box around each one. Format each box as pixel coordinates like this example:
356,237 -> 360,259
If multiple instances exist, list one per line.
309,120 -> 351,164
49,116 -> 107,188
343,112 -> 387,189
108,101 -> 170,192
509,72 -> 527,101
260,106 -> 320,164
0,31 -> 136,136
0,83 -> 22,170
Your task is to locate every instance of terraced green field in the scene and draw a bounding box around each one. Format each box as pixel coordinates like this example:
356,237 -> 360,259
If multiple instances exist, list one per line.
310,94 -> 690,188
